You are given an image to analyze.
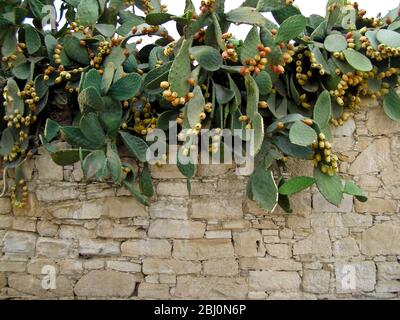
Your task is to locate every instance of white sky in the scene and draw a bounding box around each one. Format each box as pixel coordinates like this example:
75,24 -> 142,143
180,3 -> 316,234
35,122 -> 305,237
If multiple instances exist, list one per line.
53,0 -> 398,44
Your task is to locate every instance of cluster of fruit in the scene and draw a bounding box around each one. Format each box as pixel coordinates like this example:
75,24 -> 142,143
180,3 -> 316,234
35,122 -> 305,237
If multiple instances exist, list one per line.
199,0 -> 216,14
160,81 -> 195,107
123,0 -> 135,6
221,33 -> 239,63
331,70 -> 387,109
125,96 -> 158,136
1,142 -> 25,163
10,179 -> 29,209
139,0 -> 157,14
1,44 -> 23,69
239,44 -> 271,76
359,33 -> 396,61
19,81 -> 40,111
3,109 -> 36,131
90,41 -> 113,70
1,111 -> 33,163
52,43 -> 64,65
141,25 -> 161,36
69,21 -> 87,33
312,133 -> 339,176
293,48 -> 326,87
330,112 -> 352,127
163,41 -> 175,57
54,69 -> 74,84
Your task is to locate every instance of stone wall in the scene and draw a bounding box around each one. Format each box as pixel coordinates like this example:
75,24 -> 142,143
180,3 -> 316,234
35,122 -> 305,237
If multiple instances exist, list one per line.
0,100 -> 399,300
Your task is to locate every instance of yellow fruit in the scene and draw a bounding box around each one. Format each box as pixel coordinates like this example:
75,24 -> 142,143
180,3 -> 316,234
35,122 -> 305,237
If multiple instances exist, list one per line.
160,81 -> 170,89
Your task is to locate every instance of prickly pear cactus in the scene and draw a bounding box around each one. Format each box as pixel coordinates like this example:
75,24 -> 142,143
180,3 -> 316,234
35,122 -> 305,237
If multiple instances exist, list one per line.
0,0 -> 399,212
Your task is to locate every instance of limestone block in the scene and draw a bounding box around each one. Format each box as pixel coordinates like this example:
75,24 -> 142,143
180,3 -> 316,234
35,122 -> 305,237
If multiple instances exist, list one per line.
148,219 -> 205,239
349,138 -> 391,175
36,237 -> 74,259
302,270 -> 331,294
173,239 -> 234,260
265,244 -> 292,259
78,239 -> 120,256
143,258 -> 201,275
203,258 -> 238,276
361,222 -> 400,256
138,283 -> 170,299
249,271 -> 301,292
335,261 -> 376,293
121,239 -> 171,258
333,237 -> 360,257
191,197 -> 243,220
233,230 -> 265,257
2,231 -> 37,257
175,276 -> 248,299
239,257 -> 302,271
293,230 -> 332,257
149,199 -> 188,219
74,270 -> 136,297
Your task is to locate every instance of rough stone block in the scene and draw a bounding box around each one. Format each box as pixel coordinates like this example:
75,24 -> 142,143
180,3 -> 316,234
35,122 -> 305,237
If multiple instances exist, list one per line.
78,239 -> 120,256
121,239 -> 171,258
203,258 -> 238,276
36,237 -> 74,259
149,200 -> 188,219
173,239 -> 234,260
349,138 -> 391,175
143,258 -> 201,275
233,230 -> 264,257
74,270 -> 136,297
239,257 -> 302,271
265,244 -> 292,259
361,222 -> 400,256
37,221 -> 58,237
2,231 -> 37,257
335,261 -> 376,293
249,271 -> 301,292
355,198 -> 397,214
175,276 -> 247,299
35,152 -> 64,181
192,197 -> 243,220
302,270 -> 330,294
333,238 -> 360,257
313,193 -> 353,213
293,230 -> 332,257
157,182 -> 189,196
138,283 -> 170,299
0,198 -> 11,214
148,219 -> 205,239
106,260 -> 141,273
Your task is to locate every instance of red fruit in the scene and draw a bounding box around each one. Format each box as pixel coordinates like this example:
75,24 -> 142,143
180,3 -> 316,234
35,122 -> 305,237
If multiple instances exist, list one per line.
277,65 -> 285,74
272,65 -> 285,75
